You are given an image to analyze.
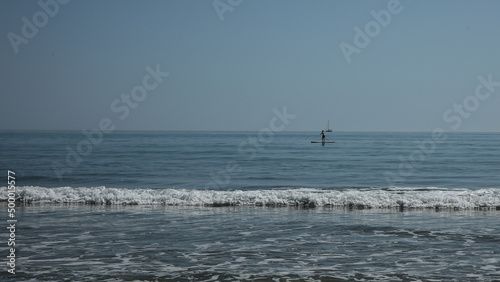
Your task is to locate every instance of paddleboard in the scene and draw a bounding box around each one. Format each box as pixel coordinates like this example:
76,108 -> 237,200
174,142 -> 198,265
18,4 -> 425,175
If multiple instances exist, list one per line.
311,141 -> 335,143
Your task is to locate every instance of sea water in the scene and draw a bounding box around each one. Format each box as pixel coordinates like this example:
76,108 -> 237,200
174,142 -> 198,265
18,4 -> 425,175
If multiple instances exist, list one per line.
1,131 -> 499,280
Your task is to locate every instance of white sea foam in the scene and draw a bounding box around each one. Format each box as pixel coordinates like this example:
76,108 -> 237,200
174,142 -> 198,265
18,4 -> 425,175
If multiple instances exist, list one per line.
1,186 -> 499,209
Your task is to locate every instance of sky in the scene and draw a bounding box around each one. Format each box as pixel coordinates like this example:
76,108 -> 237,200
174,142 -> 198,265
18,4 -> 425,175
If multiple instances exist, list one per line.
1,0 -> 499,132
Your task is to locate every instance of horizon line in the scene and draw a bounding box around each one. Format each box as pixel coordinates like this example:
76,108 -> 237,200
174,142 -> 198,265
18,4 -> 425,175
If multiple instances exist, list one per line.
0,129 -> 499,133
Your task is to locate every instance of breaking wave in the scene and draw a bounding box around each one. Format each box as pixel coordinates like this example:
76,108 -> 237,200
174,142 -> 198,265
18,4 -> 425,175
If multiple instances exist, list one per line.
1,186 -> 500,209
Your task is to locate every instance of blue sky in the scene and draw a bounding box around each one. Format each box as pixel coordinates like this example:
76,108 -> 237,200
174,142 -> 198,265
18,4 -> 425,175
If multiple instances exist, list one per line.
1,0 -> 499,132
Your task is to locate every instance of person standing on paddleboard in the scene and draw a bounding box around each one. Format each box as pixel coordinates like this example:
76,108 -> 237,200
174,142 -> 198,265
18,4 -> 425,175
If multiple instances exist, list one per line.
321,130 -> 326,142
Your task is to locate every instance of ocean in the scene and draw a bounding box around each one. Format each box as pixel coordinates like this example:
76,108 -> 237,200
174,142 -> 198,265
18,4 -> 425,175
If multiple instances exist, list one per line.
1,130 -> 499,281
